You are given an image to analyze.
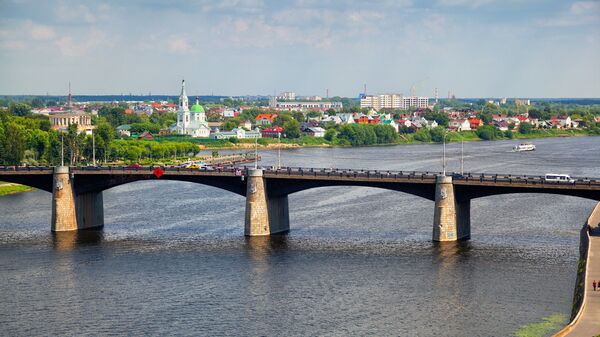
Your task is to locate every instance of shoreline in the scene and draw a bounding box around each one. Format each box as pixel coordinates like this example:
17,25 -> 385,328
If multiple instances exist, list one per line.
199,131 -> 597,151
0,183 -> 34,196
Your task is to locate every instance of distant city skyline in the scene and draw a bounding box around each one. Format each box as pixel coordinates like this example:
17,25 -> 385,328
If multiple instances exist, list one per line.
0,0 -> 599,97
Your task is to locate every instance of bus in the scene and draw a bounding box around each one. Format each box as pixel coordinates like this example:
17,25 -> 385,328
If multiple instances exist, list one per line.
544,174 -> 575,183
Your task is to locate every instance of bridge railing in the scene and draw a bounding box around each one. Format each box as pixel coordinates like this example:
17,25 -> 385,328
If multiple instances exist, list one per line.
3,165 -> 600,186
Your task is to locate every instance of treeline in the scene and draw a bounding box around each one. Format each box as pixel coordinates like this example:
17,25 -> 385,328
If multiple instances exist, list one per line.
328,124 -> 398,146
0,108 -> 200,165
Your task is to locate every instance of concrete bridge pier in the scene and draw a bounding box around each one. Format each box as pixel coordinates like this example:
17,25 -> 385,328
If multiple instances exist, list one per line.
51,166 -> 78,231
51,167 -> 104,231
433,176 -> 470,242
245,169 -> 290,236
76,191 -> 104,230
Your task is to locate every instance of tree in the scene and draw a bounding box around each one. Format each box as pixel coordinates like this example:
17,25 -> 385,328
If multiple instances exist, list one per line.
222,117 -> 240,131
429,126 -> 446,143
423,112 -> 449,127
2,122 -> 26,164
9,102 -> 31,116
324,128 -> 337,141
413,129 -> 432,142
518,122 -> 533,134
476,125 -> 498,140
282,119 -> 301,138
30,97 -> 45,108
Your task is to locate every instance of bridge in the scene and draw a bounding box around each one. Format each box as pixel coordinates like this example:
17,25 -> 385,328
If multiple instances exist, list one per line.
1,166 -> 599,241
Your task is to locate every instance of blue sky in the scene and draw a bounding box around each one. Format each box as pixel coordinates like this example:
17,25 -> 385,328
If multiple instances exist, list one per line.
0,0 -> 598,97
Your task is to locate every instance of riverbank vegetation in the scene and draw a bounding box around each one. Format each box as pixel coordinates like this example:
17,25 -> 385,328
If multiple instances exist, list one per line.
0,182 -> 33,196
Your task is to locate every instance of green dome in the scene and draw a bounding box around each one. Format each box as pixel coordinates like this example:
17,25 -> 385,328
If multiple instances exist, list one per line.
190,103 -> 205,113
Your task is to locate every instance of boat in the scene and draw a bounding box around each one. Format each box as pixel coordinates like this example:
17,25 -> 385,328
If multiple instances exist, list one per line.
513,143 -> 536,152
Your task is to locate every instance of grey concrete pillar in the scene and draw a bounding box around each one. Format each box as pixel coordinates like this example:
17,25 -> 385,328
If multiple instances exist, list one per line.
455,199 -> 471,240
76,191 -> 104,230
51,166 -> 78,231
267,195 -> 290,234
433,176 -> 470,242
244,169 -> 290,236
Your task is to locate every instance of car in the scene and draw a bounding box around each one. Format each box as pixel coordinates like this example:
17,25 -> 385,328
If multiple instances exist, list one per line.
126,163 -> 143,169
185,164 -> 200,169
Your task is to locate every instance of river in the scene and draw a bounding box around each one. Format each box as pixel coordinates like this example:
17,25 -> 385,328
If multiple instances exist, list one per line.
1,136 -> 599,336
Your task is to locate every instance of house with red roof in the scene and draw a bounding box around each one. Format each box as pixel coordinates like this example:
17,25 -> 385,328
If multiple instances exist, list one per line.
256,113 -> 278,125
260,125 -> 284,138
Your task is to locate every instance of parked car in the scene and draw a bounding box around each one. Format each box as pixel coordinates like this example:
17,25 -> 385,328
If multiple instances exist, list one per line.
126,163 -> 143,169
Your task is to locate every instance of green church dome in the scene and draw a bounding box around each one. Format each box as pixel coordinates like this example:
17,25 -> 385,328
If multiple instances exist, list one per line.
190,103 -> 205,113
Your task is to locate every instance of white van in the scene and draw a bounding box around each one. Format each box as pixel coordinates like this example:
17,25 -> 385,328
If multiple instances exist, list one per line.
544,174 -> 575,183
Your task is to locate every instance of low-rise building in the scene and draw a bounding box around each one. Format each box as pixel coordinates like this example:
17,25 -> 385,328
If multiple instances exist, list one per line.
261,126 -> 284,138
306,127 -> 326,137
256,113 -> 278,125
210,128 -> 261,139
49,111 -> 95,134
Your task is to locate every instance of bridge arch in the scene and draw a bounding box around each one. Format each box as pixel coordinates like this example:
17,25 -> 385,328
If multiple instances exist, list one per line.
73,173 -> 247,196
264,177 -> 436,201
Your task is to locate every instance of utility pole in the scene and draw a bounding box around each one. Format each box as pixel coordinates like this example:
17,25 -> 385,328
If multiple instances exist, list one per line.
277,132 -> 281,169
442,132 -> 446,176
460,139 -> 464,175
61,132 -> 64,167
254,136 -> 258,169
92,130 -> 96,166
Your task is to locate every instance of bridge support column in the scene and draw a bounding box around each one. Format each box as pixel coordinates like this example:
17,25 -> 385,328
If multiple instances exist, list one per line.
51,166 -> 78,231
433,176 -> 470,242
245,169 -> 290,236
76,191 -> 104,230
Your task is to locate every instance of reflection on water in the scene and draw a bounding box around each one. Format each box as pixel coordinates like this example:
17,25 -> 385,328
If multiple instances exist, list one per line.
52,230 -> 104,251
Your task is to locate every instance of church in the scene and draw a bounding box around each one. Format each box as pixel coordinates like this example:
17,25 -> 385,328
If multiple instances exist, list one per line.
171,80 -> 211,137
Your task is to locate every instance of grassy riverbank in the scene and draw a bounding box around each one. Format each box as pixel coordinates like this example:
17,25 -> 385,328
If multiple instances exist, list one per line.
0,182 -> 33,196
513,313 -> 567,337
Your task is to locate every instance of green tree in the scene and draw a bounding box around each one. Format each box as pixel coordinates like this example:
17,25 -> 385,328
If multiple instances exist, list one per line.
324,128 -> 337,141
476,125 -> 498,140
2,122 -> 26,164
283,119 -> 301,138
9,102 -> 31,116
413,129 -> 432,142
429,126 -> 447,143
222,117 -> 240,131
518,122 -> 533,134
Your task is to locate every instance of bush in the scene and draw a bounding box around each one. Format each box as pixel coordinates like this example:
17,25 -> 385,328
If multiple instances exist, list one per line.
413,129 -> 432,142
518,122 -> 533,134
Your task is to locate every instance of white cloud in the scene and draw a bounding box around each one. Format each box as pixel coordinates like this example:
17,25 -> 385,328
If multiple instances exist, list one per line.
570,1 -> 600,15
168,36 -> 194,54
26,21 -> 56,40
536,1 -> 600,27
55,0 -> 110,23
55,29 -> 112,56
437,0 -> 496,7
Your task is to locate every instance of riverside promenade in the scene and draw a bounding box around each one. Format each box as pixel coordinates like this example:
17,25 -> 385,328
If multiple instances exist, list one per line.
556,202 -> 600,336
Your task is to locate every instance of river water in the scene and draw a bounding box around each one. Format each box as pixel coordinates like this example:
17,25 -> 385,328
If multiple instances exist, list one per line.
1,136 -> 599,336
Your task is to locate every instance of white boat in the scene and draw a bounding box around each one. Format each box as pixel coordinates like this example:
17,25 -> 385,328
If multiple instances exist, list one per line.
513,143 -> 536,152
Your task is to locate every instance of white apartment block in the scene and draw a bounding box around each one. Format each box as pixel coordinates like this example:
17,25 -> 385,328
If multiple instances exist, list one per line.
278,91 -> 296,100
360,94 -> 429,110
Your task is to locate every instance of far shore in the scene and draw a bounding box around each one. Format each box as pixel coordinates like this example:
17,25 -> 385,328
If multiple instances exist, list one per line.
197,130 -> 597,151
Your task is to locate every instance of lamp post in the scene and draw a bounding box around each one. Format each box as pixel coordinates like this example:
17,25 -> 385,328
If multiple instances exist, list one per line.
277,132 -> 281,169
92,130 -> 96,166
460,138 -> 464,175
61,132 -> 64,167
254,136 -> 258,169
442,131 -> 447,176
